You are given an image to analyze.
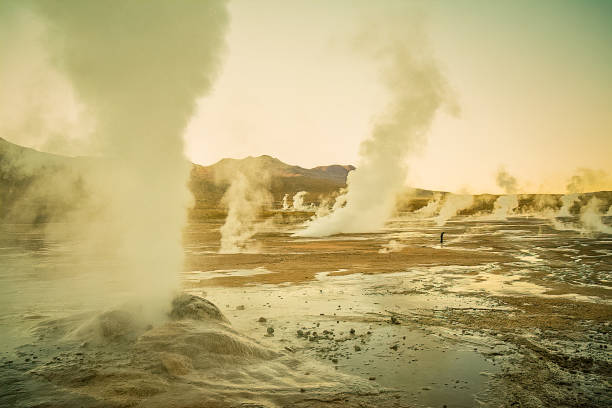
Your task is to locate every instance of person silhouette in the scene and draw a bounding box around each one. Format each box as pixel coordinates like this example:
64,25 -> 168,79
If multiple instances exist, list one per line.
440,231 -> 445,247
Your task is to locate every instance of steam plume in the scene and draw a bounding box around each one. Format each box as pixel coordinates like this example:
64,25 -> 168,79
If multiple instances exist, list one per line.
491,195 -> 519,219
6,1 -> 229,311
415,192 -> 442,218
378,239 -> 405,254
292,191 -> 313,211
295,9 -> 454,237
434,194 -> 473,226
217,162 -> 272,253
496,167 -> 518,194
566,168 -> 611,193
580,197 -> 612,234
557,194 -> 579,217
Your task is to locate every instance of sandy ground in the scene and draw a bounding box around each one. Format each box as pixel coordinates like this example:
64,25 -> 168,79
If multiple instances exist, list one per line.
1,215 -> 611,407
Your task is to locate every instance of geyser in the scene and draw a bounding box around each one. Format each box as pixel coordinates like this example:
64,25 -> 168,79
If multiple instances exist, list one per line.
216,159 -> 272,253
19,1 -> 229,312
295,7 -> 454,237
434,194 -> 474,226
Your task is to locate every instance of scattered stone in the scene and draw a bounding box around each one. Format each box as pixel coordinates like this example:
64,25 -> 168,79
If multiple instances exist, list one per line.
369,376 -> 376,381
332,358 -> 338,364
258,317 -> 267,323
349,328 -> 355,335
297,329 -> 304,337
354,345 -> 361,352
390,344 -> 398,351
300,388 -> 305,393
236,305 -> 245,310
267,327 -> 275,336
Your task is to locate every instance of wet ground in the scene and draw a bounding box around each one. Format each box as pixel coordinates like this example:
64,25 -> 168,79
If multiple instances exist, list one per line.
1,215 -> 611,407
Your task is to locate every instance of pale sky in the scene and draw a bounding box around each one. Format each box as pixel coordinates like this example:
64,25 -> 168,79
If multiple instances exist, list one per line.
184,0 -> 612,193
2,0 -> 611,194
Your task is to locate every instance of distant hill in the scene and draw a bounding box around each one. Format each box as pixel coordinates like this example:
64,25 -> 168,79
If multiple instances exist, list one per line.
0,137 -> 355,222
3,137 -> 610,223
189,155 -> 355,209
0,137 -> 93,223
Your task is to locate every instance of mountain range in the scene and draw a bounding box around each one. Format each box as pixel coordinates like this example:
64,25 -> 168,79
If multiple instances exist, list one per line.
0,137 -> 355,222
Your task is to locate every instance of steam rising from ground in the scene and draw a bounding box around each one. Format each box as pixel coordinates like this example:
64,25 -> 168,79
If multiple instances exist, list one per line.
491,195 -> 519,220
217,161 -> 272,253
296,7 -> 454,237
1,1 -> 229,314
280,191 -> 314,211
580,197 -> 612,234
557,194 -> 579,217
378,239 -> 405,254
291,191 -> 313,211
489,168 -> 520,220
496,167 -> 519,194
434,194 -> 473,226
416,192 -> 442,218
566,168 -> 611,193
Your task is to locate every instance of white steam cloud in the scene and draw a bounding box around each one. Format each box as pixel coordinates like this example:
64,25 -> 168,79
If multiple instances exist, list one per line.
295,8 -> 454,237
416,192 -> 442,218
378,239 -> 405,254
292,191 -> 313,211
496,167 -> 519,194
434,194 -> 473,226
1,1 -> 229,314
557,194 -> 579,218
566,168 -> 611,193
491,195 -> 519,220
217,161 -> 272,254
580,197 -> 612,234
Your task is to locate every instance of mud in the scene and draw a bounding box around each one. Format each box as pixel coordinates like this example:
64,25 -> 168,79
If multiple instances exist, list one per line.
1,216 -> 611,407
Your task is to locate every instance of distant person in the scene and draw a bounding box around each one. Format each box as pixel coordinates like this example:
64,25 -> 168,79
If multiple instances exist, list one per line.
440,231 -> 445,247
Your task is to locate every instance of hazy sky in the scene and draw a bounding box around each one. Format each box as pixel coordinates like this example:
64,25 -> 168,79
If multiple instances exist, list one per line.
2,0 -> 611,193
184,0 -> 612,193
